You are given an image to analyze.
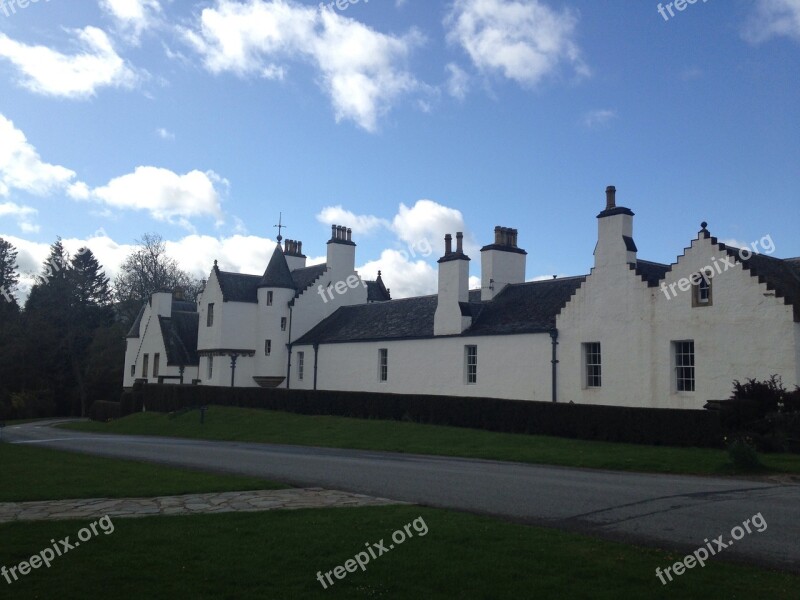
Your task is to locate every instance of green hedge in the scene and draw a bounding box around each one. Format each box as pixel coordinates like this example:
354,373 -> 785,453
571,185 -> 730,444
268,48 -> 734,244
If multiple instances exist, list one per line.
127,384 -> 723,448
89,400 -> 121,422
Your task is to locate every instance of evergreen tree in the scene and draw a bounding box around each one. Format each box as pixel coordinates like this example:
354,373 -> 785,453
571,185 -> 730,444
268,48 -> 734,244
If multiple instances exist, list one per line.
0,237 -> 20,313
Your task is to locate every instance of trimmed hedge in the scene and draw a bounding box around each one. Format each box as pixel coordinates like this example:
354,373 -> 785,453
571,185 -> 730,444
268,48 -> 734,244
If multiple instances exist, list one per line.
90,400 -> 121,422
126,384 -> 723,448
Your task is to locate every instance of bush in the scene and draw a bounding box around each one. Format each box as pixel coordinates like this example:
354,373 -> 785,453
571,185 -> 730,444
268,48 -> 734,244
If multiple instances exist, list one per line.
90,400 -> 121,422
727,436 -> 762,471
132,384 -> 723,448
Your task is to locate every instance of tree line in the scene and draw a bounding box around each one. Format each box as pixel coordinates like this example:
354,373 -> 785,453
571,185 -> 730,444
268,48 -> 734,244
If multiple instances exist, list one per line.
0,234 -> 202,420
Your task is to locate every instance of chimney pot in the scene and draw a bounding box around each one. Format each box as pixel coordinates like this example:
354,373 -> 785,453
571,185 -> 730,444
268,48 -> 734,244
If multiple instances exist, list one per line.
606,185 -> 616,210
456,232 -> 464,254
347,228 -> 352,242
444,234 -> 453,255
298,241 -> 302,254
494,226 -> 502,245
331,225 -> 336,240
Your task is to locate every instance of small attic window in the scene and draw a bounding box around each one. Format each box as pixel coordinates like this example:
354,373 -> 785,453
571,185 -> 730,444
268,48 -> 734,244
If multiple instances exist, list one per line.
692,273 -> 712,307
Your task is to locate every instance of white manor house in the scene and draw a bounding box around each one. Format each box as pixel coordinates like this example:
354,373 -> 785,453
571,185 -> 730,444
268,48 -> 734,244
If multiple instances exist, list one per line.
124,187 -> 800,409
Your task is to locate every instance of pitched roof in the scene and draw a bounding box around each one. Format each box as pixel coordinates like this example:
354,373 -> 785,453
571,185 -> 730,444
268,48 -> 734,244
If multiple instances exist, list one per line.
126,299 -> 197,338
216,270 -> 262,303
293,276 -> 586,345
126,304 -> 146,338
631,259 -> 671,287
366,271 -> 391,302
291,263 -> 328,298
158,311 -> 199,366
714,242 -> 800,322
258,245 -> 295,289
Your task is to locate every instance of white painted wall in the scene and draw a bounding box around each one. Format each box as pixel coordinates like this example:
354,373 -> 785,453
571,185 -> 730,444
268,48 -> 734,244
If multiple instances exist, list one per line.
480,248 -> 526,301
558,234 -> 798,408
122,297 -> 199,388
291,335 -> 553,400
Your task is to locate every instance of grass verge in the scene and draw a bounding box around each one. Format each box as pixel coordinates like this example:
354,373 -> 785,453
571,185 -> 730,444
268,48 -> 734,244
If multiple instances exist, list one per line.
1,505 -> 797,599
0,442 -> 286,502
63,406 -> 800,476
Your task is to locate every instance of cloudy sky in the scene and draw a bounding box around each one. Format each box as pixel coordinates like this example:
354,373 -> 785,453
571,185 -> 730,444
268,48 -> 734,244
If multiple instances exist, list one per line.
0,0 -> 798,301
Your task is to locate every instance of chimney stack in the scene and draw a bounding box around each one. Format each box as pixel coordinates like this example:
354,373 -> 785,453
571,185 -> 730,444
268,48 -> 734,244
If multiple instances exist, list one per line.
326,223 -> 357,277
606,185 -> 616,210
481,225 -> 527,301
595,185 -> 636,269
434,232 -> 471,335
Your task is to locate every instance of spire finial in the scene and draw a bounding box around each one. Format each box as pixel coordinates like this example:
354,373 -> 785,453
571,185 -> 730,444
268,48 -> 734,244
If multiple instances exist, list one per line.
274,212 -> 286,244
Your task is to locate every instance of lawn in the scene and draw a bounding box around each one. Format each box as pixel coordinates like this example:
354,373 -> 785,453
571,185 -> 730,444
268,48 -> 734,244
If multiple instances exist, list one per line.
1,505 -> 797,599
0,442 -> 286,503
63,406 -> 800,476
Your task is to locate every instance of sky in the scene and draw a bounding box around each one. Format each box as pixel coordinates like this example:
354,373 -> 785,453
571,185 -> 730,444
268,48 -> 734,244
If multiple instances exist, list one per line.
0,0 -> 798,301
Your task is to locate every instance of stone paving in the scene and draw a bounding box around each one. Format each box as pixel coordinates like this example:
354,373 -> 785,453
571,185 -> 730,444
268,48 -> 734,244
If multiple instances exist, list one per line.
0,489 -> 407,523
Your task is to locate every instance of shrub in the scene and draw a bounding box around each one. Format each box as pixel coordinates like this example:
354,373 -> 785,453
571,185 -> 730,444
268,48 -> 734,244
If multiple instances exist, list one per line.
727,436 -> 762,471
90,400 -> 121,422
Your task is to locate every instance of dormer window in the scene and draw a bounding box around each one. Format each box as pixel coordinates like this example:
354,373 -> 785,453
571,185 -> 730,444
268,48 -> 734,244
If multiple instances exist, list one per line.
692,272 -> 712,307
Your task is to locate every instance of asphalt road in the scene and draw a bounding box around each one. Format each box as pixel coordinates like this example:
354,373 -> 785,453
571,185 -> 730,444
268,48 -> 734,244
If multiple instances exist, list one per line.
4,420 -> 799,573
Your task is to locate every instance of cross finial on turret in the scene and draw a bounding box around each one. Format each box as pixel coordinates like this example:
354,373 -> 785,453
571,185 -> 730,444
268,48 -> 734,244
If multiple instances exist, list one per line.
274,212 -> 286,244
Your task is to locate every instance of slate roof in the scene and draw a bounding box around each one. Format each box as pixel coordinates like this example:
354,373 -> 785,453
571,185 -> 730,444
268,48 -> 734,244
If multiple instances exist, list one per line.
158,312 -> 200,366
258,245 -> 295,289
293,276 -> 586,345
714,241 -> 800,322
291,264 -> 328,298
126,299 -> 197,338
126,304 -> 146,338
631,259 -> 671,287
366,272 -> 391,302
216,271 -> 262,303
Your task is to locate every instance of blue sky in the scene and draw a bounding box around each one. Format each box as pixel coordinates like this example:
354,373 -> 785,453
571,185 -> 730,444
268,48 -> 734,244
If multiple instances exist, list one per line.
0,0 -> 798,299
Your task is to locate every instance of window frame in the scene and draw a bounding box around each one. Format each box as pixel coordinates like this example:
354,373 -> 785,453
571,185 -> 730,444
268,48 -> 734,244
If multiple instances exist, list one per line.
207,356 -> 213,380
692,272 -> 713,307
297,351 -> 304,381
378,348 -> 388,382
207,303 -> 214,327
280,317 -> 287,331
265,339 -> 272,356
266,291 -> 273,306
153,353 -> 160,378
142,354 -> 149,378
583,342 -> 602,388
465,345 -> 477,385
673,340 -> 695,392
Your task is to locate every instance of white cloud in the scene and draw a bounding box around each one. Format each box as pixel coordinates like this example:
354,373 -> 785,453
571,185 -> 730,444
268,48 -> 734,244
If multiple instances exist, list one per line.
100,0 -> 163,43
316,205 -> 390,235
582,108 -> 617,129
71,166 -> 228,228
156,127 -> 175,141
392,199 -> 470,254
0,114 -> 78,198
358,248 -> 437,298
0,26 -> 140,99
445,0 -> 588,87
743,0 -> 800,43
165,234 -> 276,278
0,202 -> 39,233
445,62 -> 470,100
182,0 -> 423,131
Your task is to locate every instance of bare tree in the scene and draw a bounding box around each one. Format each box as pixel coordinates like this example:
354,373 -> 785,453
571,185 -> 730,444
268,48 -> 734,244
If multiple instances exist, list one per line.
114,233 -> 200,325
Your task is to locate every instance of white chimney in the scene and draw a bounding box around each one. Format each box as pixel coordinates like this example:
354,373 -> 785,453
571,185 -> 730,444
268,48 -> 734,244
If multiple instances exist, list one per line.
434,232 -> 472,336
594,185 -> 637,269
480,226 -> 527,301
150,291 -> 173,318
284,239 -> 307,271
326,225 -> 356,276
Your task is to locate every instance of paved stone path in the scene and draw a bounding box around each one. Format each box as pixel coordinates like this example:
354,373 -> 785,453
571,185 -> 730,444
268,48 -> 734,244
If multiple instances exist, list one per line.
0,489 -> 407,523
